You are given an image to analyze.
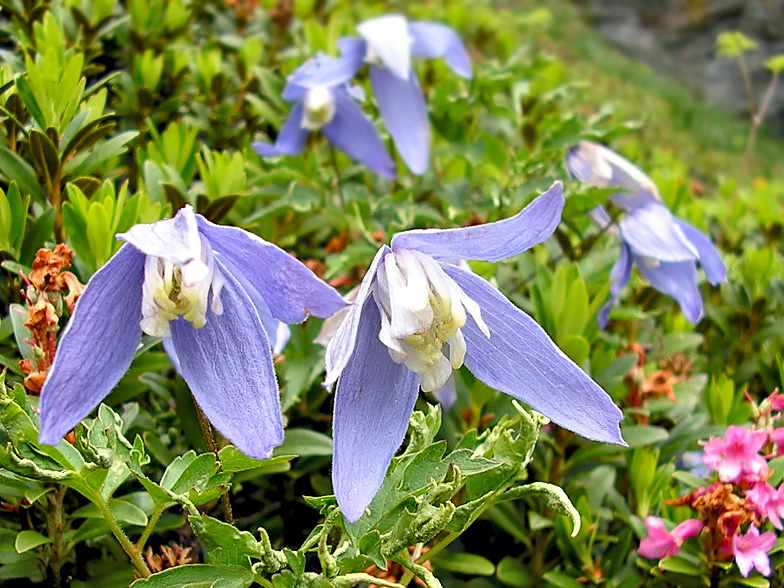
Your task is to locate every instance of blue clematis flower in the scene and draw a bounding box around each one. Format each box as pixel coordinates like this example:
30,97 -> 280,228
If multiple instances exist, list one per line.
39,206 -> 347,459
253,50 -> 396,179
566,141 -> 727,327
323,181 -> 625,522
338,14 -> 472,175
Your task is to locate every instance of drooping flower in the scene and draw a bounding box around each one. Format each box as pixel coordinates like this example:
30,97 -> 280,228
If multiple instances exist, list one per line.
638,516 -> 704,559
337,14 -> 472,174
253,51 -> 396,179
39,206 -> 347,459
701,426 -> 768,483
566,141 -> 726,327
732,525 -> 776,577
324,181 -> 625,522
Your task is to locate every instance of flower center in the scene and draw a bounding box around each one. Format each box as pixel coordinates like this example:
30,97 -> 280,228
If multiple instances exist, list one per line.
373,249 -> 489,392
140,234 -> 225,338
302,86 -> 336,130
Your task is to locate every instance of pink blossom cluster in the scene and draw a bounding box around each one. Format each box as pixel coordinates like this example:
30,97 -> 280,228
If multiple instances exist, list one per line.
639,391 -> 784,578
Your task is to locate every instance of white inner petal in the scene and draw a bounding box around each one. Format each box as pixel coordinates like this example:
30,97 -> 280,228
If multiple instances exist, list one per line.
357,15 -> 412,80
373,248 -> 489,391
140,233 -> 224,338
302,86 -> 336,130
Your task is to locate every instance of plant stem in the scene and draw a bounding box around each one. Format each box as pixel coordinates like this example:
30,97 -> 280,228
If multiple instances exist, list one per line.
135,504 -> 164,553
737,52 -> 756,121
745,70 -> 779,165
193,397 -> 234,524
329,145 -> 346,207
46,484 -> 66,587
91,489 -> 150,578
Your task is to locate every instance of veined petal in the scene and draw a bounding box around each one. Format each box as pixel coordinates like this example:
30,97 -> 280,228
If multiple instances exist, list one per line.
325,246 -> 390,388
357,15 -> 411,79
620,202 -> 699,262
215,252 -> 291,354
170,259 -> 283,459
195,215 -> 347,324
370,66 -> 429,175
321,89 -> 396,179
443,264 -> 625,445
39,245 -> 145,445
675,219 -> 727,285
636,257 -> 704,324
332,298 -> 421,523
282,52 -> 364,100
566,141 -> 661,211
409,21 -> 471,79
118,205 -> 201,266
252,101 -> 309,157
598,241 -> 633,328
391,181 -> 564,262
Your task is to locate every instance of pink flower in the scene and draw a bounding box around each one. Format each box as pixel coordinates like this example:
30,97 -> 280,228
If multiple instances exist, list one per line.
732,525 -> 776,577
768,391 -> 784,413
702,426 -> 768,483
769,428 -> 784,455
638,516 -> 704,559
746,482 -> 784,529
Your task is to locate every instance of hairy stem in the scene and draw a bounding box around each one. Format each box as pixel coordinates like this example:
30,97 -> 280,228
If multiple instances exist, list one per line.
194,398 -> 234,524
46,484 -> 66,587
91,489 -> 150,578
135,504 -> 164,554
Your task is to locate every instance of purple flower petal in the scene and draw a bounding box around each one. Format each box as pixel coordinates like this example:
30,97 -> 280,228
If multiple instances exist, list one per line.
195,215 -> 347,324
636,257 -> 704,324
215,252 -> 291,354
332,297 -> 420,523
566,141 -> 661,211
598,241 -> 633,328
431,375 -> 457,410
619,202 -> 698,262
443,264 -> 625,445
675,219 -> 727,285
409,21 -> 472,79
322,89 -> 397,179
39,245 -> 145,445
391,181 -> 563,262
370,66 -> 430,175
282,52 -> 364,101
357,15 -> 411,80
252,101 -> 309,157
117,205 -> 201,265
325,246 -> 390,388
170,260 -> 283,459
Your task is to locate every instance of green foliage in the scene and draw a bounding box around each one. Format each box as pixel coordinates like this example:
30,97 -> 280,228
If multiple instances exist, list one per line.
716,31 -> 759,59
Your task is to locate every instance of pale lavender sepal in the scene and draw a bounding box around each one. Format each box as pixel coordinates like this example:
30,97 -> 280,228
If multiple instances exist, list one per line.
566,141 -> 661,211
39,245 -> 146,445
170,260 -> 283,460
370,66 -> 430,175
675,219 -> 727,285
282,52 -> 364,101
619,202 -> 699,262
409,21 -> 472,79
162,338 -> 182,375
391,181 -> 564,262
636,258 -> 704,324
357,14 -> 411,80
213,253 -> 291,354
443,264 -> 625,445
324,246 -> 390,388
598,241 -> 633,328
322,90 -> 397,179
332,297 -> 420,523
252,101 -> 309,157
195,216 -> 348,324
117,205 -> 201,265
431,375 -> 457,410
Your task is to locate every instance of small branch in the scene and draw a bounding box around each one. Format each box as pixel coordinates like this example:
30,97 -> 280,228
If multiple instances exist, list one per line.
91,489 -> 150,578
745,70 -> 780,164
737,52 -> 757,120
329,145 -> 346,207
135,504 -> 164,553
193,398 -> 234,524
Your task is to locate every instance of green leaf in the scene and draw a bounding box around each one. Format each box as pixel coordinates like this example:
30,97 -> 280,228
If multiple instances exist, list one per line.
557,334 -> 590,365
159,451 -> 217,495
431,552 -> 495,576
72,498 -> 148,526
273,428 -> 333,458
218,446 -> 294,473
622,425 -> 670,448
130,564 -> 254,588
765,55 -> 784,73
716,31 -> 758,58
657,553 -> 704,576
188,514 -> 264,562
0,143 -> 44,202
15,530 -> 53,553
496,556 -> 534,587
